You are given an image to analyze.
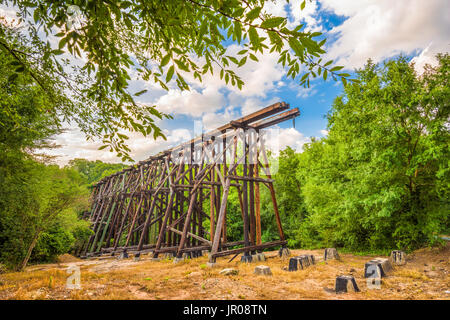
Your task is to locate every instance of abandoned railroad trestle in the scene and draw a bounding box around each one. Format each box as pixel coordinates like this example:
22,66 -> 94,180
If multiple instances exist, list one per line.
79,102 -> 299,263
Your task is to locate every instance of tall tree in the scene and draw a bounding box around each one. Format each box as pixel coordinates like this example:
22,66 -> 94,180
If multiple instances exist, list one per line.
296,55 -> 449,251
0,28 -> 90,270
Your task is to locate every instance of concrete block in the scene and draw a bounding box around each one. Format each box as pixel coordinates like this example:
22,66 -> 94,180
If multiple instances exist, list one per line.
335,275 -> 360,293
240,254 -> 253,263
288,254 -> 315,271
390,250 -> 406,265
117,250 -> 128,260
254,265 -> 272,276
364,258 -> 392,278
278,247 -> 291,258
324,248 -> 340,261
182,252 -> 191,259
163,252 -> 174,259
173,257 -> 185,264
257,253 -> 266,261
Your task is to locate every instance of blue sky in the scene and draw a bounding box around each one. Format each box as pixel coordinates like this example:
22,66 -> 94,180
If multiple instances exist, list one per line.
1,0 -> 448,164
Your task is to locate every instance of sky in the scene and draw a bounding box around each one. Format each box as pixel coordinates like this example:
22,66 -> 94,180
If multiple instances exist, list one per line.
1,0 -> 449,165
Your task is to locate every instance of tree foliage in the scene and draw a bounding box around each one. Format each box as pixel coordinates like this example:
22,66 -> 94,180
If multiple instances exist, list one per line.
1,0 -> 350,160
67,158 -> 127,185
0,40 -> 92,269
292,55 -> 449,251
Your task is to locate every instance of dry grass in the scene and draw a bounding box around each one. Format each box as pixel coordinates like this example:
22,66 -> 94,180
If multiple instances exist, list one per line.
0,244 -> 449,300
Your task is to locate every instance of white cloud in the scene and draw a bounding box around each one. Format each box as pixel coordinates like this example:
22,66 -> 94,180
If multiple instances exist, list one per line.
265,127 -> 311,154
0,6 -> 20,24
410,43 -> 442,74
201,106 -> 240,131
153,86 -> 226,117
287,0 -> 323,32
10,1 -> 448,165
45,124 -> 195,165
321,0 -> 450,69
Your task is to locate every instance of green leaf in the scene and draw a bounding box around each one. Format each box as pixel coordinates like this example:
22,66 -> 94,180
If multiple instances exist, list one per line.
260,17 -> 285,29
160,54 -> 170,67
301,0 -> 306,10
166,65 -> 174,82
288,37 -> 303,56
51,49 -> 65,55
199,19 -> 208,37
134,90 -> 148,96
330,66 -> 344,72
248,27 -> 260,48
58,37 -> 68,49
246,7 -> 262,21
249,53 -> 258,62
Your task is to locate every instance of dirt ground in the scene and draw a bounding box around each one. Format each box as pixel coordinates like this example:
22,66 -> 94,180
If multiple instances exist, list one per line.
0,243 -> 449,300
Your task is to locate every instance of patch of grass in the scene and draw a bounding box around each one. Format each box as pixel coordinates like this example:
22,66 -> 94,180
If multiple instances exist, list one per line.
238,294 -> 246,299
395,269 -> 429,281
339,247 -> 391,256
144,277 -> 152,281
48,276 -> 54,289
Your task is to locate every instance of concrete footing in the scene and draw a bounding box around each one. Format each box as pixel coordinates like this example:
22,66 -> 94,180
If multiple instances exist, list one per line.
117,250 -> 129,260
182,252 -> 191,259
335,275 -> 360,293
278,247 -> 291,258
240,254 -> 253,263
288,254 -> 315,271
173,257 -> 184,264
324,248 -> 340,261
364,258 -> 392,278
390,250 -> 406,265
254,265 -> 272,276
206,262 -> 217,268
163,252 -> 174,259
251,253 -> 266,262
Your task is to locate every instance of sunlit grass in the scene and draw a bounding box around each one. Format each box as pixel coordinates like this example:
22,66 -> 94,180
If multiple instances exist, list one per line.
0,244 -> 448,300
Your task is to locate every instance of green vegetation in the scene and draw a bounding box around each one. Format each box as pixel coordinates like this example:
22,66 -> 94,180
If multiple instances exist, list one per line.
0,28 -> 129,270
198,55 -> 449,253
1,0 -> 350,161
257,54 -> 449,252
0,0 -> 448,270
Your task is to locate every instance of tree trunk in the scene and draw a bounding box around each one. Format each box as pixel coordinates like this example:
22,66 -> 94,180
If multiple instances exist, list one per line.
19,228 -> 41,271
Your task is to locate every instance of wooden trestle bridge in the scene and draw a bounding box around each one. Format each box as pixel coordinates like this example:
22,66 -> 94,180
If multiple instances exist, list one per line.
79,102 -> 299,263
